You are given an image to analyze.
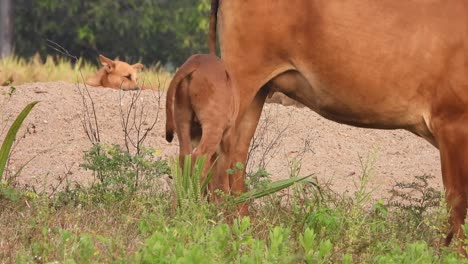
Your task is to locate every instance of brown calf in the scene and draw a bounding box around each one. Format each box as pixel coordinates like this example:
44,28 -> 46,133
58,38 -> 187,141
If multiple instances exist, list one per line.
165,54 -> 238,197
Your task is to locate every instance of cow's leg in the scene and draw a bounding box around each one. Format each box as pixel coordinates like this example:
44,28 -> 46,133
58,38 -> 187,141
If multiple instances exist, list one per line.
192,125 -> 224,195
434,121 -> 468,248
229,88 -> 269,216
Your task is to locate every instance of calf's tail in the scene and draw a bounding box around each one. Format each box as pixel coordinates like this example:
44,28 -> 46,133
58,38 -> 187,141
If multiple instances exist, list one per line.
165,58 -> 199,142
209,0 -> 220,55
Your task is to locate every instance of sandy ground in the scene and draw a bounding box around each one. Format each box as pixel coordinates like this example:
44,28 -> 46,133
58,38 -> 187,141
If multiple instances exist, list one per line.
0,82 -> 441,198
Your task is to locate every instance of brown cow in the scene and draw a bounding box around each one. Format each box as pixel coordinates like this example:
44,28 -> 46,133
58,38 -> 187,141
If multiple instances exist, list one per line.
165,54 -> 238,197
210,0 -> 468,246
86,54 -> 144,90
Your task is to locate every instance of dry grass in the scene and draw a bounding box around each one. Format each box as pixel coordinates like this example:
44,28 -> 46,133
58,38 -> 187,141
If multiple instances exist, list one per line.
0,54 -> 172,90
0,196 -> 152,261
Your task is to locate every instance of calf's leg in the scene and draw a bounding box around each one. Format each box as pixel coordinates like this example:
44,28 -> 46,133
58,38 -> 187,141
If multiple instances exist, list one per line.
192,124 -> 224,194
175,108 -> 193,168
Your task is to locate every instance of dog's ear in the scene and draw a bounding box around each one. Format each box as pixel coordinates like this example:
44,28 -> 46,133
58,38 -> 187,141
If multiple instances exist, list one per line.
99,54 -> 115,73
132,63 -> 144,70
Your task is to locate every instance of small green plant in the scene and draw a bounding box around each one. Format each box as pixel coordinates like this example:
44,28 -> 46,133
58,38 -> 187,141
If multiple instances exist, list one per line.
389,175 -> 442,221
373,241 -> 453,264
268,225 -> 294,263
80,143 -> 169,200
306,207 -> 340,235
226,161 -> 245,176
169,155 -> 215,213
388,175 -> 448,244
300,227 -> 334,263
246,166 -> 272,190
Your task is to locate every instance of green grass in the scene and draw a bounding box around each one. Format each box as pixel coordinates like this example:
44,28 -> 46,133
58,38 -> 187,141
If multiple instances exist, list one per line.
1,162 -> 465,263
0,54 -> 172,89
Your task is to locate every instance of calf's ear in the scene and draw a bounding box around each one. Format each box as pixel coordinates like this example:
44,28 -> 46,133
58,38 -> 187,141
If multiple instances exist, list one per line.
99,54 -> 115,73
132,63 -> 144,70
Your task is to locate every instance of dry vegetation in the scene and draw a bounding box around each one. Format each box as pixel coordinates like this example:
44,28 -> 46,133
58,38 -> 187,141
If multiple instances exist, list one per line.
0,55 -> 172,89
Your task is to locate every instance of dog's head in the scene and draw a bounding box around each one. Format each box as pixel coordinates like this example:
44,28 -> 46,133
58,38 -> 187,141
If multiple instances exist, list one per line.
87,54 -> 144,90
99,54 -> 144,89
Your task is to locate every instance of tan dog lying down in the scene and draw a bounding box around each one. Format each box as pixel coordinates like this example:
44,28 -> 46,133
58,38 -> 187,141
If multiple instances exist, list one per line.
86,54 -> 144,90
165,54 -> 239,196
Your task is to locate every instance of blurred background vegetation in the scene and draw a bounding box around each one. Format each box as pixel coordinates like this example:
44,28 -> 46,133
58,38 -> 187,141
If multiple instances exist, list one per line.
2,0 -> 210,68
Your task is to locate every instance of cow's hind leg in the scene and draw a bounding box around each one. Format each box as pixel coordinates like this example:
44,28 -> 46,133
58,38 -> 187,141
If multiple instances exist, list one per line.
434,121 -> 468,248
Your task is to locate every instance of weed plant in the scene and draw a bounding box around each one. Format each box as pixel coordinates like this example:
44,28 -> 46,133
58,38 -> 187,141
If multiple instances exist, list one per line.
79,143 -> 169,203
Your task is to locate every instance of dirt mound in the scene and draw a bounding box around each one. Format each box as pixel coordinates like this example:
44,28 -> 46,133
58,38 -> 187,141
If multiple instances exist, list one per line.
1,82 -> 441,197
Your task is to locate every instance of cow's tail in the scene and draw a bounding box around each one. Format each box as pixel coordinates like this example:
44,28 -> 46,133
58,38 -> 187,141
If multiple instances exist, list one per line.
209,0 -> 220,55
165,58 -> 198,142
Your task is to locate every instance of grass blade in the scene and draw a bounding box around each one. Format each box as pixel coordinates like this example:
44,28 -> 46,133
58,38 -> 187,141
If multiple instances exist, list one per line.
200,156 -> 218,192
233,175 -> 312,205
0,101 -> 39,181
